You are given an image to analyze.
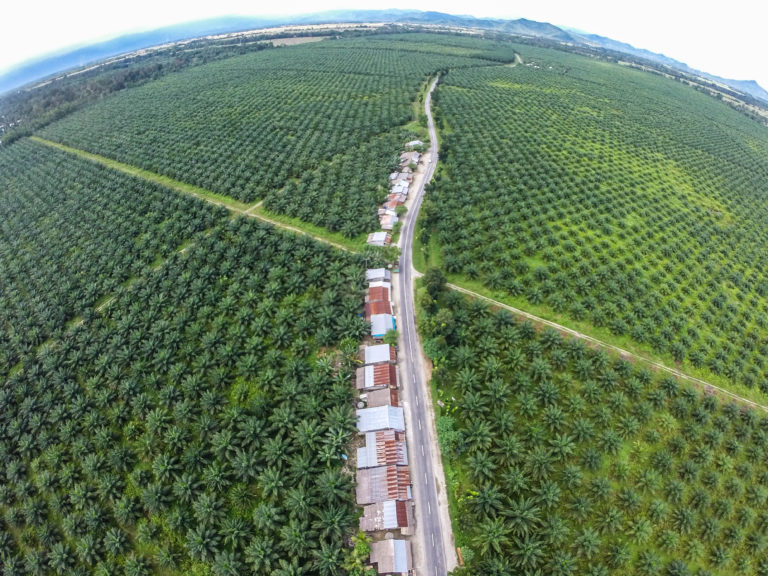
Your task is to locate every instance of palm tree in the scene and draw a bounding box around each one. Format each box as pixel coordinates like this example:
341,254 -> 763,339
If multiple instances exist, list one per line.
186,526 -> 221,562
505,495 -> 541,538
474,517 -> 510,556
312,504 -> 350,543
312,542 -> 343,576
509,533 -> 544,570
636,550 -> 662,576
245,534 -> 279,575
212,550 -> 243,576
48,541 -> 72,575
123,554 -> 150,576
572,527 -> 600,560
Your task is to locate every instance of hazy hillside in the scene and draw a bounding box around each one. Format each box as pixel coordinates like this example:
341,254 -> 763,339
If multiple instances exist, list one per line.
2,9 -> 765,102
575,32 -> 768,103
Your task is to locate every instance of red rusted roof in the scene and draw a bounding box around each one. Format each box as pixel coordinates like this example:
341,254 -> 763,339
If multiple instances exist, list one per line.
373,363 -> 397,387
368,286 -> 390,302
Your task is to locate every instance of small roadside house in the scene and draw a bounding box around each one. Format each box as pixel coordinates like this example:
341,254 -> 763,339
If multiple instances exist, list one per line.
380,214 -> 398,231
355,465 -> 412,504
359,500 -> 412,532
371,313 -> 395,339
366,268 -> 391,283
356,363 -> 398,391
367,232 -> 392,247
365,387 -> 399,408
361,344 -> 397,365
370,539 -> 413,576
357,429 -> 408,468
357,406 -> 405,433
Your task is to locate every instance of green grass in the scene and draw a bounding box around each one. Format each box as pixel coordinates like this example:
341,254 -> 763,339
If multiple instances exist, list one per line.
420,42 -> 768,402
419,288 -> 768,575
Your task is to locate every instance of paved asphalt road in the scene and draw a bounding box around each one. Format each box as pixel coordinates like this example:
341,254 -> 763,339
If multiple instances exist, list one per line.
398,77 -> 452,576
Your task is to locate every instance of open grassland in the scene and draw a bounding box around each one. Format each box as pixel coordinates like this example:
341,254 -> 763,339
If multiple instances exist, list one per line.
0,218 -> 372,575
419,43 -> 768,397
419,284 -> 768,576
39,35 -> 517,237
0,139 -> 227,379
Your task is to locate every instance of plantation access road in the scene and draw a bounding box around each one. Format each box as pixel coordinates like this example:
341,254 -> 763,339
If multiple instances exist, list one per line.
30,136 -> 357,253
442,281 -> 768,412
396,76 -> 458,576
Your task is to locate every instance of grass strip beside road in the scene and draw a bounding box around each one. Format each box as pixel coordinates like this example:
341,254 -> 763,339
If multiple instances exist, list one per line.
31,136 -> 253,212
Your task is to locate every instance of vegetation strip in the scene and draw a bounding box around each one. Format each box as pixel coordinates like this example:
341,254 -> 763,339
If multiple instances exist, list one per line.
30,136 -> 252,211
444,281 -> 768,411
31,136 -> 362,253
419,280 -> 768,575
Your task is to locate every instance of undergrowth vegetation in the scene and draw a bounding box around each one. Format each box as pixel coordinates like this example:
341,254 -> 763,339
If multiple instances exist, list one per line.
420,44 -> 768,394
420,281 -> 768,576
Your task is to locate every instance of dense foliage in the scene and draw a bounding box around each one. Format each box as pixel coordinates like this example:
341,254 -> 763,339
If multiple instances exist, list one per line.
420,285 -> 768,575
0,139 -> 226,379
39,36 -> 516,236
0,218 -> 369,574
420,44 -> 768,393
0,37 -> 274,144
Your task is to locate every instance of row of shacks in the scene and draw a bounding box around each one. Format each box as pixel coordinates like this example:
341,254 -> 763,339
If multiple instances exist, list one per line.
367,140 -> 424,247
354,269 -> 414,575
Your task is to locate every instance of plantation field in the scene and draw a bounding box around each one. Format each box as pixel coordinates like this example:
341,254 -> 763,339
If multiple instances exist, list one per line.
419,281 -> 768,576
0,218 -> 370,575
0,139 -> 227,379
420,43 -> 768,395
39,35 -> 517,237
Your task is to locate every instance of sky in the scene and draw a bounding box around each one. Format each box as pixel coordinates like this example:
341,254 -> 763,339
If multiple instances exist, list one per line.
2,0 -> 767,89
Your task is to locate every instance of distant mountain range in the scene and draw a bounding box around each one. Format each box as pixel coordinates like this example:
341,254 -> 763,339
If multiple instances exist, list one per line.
1,9 -> 767,103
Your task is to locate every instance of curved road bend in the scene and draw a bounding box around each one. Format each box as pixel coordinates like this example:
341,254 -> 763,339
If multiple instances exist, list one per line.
398,77 -> 457,575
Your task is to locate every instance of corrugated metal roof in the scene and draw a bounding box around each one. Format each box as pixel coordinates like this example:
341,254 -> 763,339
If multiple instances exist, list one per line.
367,232 -> 391,246
366,268 -> 391,282
371,314 -> 394,338
355,465 -> 411,504
357,364 -> 396,390
357,429 -> 408,468
366,300 -> 392,319
360,500 -> 408,532
364,344 -> 396,365
368,286 -> 390,302
371,540 -> 413,575
357,406 -> 405,432
367,388 -> 398,408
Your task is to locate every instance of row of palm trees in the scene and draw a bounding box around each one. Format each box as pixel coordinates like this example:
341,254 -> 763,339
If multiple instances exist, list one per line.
0,218 -> 371,574
420,285 -> 768,576
0,139 -> 227,379
423,53 -> 768,390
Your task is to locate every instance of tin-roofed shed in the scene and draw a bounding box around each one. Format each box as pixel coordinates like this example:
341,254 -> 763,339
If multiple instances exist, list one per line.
366,268 -> 391,283
357,406 -> 405,432
359,500 -> 412,532
370,539 -> 413,575
371,314 -> 395,339
362,344 -> 396,365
